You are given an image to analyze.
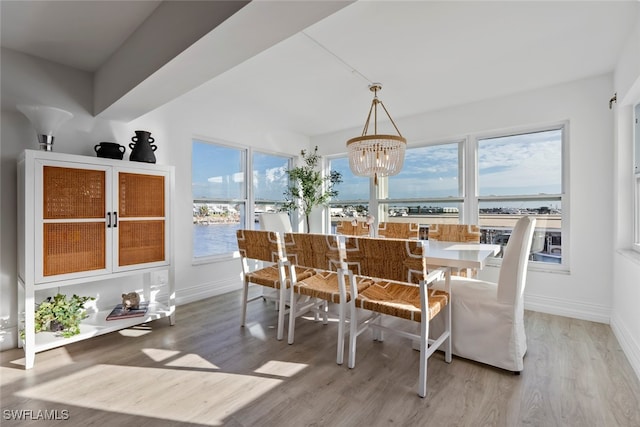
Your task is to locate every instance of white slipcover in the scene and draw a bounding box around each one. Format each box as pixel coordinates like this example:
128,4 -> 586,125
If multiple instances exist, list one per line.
430,216 -> 536,372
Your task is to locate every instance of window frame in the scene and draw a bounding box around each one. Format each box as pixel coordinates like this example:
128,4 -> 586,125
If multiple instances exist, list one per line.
473,122 -> 569,271
634,103 -> 640,253
191,137 -> 293,263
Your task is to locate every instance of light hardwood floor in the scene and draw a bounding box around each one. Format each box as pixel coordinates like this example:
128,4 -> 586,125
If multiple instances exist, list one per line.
2,290 -> 640,426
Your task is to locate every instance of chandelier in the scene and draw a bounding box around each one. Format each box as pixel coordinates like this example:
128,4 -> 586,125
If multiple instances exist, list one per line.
347,83 -> 406,185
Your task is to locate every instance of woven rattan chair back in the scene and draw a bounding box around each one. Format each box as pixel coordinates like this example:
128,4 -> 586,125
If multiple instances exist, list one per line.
428,224 -> 480,243
377,222 -> 420,239
236,229 -> 284,263
335,220 -> 370,237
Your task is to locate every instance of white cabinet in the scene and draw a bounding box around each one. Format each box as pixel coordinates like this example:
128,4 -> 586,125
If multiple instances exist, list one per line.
18,150 -> 175,369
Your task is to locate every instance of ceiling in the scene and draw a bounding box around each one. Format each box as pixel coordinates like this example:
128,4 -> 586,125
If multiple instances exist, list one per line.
1,1 -> 638,137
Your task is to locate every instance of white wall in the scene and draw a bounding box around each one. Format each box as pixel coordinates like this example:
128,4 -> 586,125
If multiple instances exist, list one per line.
611,9 -> 640,381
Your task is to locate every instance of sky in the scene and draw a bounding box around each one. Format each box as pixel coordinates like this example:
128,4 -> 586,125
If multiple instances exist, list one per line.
193,128 -> 562,203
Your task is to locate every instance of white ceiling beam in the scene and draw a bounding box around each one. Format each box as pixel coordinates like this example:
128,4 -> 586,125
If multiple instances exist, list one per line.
95,0 -> 354,122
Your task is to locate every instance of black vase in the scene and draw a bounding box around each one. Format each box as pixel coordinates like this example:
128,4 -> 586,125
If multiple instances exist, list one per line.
95,142 -> 125,160
129,130 -> 157,163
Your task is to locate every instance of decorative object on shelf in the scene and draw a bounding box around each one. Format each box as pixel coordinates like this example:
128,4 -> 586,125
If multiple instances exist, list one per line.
16,104 -> 73,151
94,142 -> 126,159
106,301 -> 149,321
346,83 -> 406,185
129,130 -> 157,163
282,146 -> 342,233
27,293 -> 94,338
121,291 -> 140,311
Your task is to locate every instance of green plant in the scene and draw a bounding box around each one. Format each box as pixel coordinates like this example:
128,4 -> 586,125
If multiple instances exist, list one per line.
282,146 -> 342,232
26,293 -> 95,338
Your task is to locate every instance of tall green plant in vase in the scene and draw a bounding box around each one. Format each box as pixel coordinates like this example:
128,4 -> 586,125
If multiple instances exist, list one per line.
282,146 -> 342,233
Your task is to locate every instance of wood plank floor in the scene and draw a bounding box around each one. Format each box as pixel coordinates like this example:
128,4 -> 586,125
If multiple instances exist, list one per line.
2,290 -> 640,426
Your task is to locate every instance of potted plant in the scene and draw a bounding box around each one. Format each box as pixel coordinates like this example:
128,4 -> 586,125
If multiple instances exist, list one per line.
282,146 -> 342,233
24,293 -> 95,338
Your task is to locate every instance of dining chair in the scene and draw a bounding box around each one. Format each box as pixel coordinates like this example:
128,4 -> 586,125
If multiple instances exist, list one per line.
335,220 -> 371,237
258,212 -> 292,234
257,212 -> 294,308
339,235 -> 451,397
284,232 -> 373,365
236,229 -> 315,340
429,216 -> 536,373
376,221 -> 420,239
427,224 -> 481,277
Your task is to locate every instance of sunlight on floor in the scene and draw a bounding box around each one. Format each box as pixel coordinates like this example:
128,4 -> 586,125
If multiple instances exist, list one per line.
15,363 -> 285,425
118,328 -> 153,338
247,323 -> 269,340
166,353 -> 220,369
254,360 -> 307,377
141,348 -> 181,362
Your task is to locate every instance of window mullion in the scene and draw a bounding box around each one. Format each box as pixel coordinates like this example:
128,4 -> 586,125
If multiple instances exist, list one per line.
465,135 -> 478,225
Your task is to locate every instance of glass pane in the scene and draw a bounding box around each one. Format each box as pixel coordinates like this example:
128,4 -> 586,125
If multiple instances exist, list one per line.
329,157 -> 369,201
378,201 -> 462,239
253,152 -> 289,201
192,141 -> 245,199
478,129 -> 562,196
388,143 -> 461,198
193,202 -> 245,258
329,203 -> 370,234
479,200 -> 562,263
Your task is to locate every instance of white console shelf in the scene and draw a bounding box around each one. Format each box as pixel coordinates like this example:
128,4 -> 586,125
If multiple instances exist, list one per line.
18,150 -> 175,369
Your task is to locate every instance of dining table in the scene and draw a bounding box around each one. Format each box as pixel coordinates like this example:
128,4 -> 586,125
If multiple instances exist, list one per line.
422,240 -> 502,271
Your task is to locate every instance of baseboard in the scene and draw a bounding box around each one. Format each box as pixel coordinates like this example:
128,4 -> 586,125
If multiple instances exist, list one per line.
524,294 -> 610,324
175,277 -> 241,306
610,314 -> 640,382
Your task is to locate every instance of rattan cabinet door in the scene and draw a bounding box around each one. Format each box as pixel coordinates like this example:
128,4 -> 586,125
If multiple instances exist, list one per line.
40,165 -> 109,278
116,170 -> 168,268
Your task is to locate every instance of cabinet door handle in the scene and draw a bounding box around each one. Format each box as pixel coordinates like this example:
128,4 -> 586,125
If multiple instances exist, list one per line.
107,212 -> 111,228
114,212 -> 118,227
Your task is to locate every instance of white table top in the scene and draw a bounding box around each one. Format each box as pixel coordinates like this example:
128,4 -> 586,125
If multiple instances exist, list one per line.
423,240 -> 501,270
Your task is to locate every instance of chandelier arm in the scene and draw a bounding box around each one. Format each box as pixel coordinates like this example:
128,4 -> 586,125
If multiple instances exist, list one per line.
378,101 -> 403,137
361,100 -> 376,136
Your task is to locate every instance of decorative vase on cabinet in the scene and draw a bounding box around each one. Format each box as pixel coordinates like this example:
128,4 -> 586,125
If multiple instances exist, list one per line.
17,149 -> 175,369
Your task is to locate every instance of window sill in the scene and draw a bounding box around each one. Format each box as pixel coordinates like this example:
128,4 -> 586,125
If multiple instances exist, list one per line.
617,248 -> 640,267
486,259 -> 570,275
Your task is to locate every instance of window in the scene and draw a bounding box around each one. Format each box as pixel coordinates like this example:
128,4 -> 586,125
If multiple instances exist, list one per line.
477,128 -> 564,264
328,156 -> 370,234
253,151 -> 291,228
192,140 -> 292,259
326,124 -> 567,267
382,141 -> 463,239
